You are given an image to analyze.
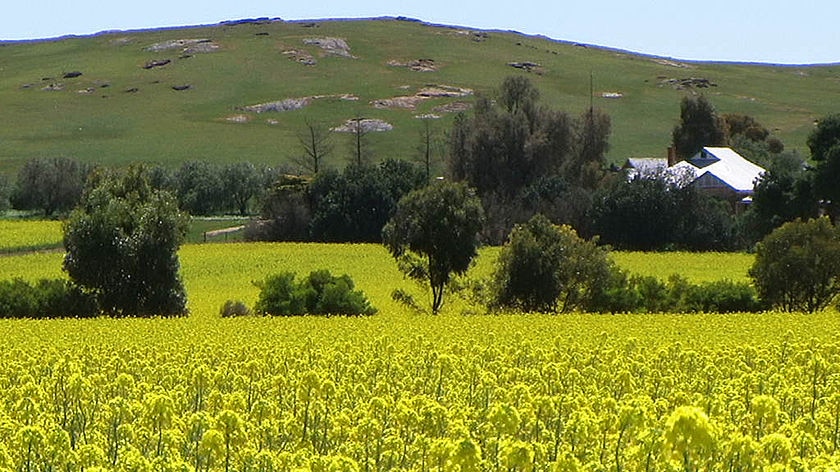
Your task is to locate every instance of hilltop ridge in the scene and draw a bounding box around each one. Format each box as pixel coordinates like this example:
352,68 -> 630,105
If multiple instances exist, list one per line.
0,17 -> 838,173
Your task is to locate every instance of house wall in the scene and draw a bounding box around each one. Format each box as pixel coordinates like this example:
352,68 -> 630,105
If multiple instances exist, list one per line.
690,173 -> 742,201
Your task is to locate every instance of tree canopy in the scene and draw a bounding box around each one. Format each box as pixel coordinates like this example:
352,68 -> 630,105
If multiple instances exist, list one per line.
808,114 -> 840,221
491,214 -> 615,313
590,173 -> 736,251
749,217 -> 840,313
63,166 -> 189,317
11,157 -> 92,217
447,75 -> 609,242
742,161 -> 817,242
382,182 -> 484,314
309,160 -> 427,243
672,95 -> 727,161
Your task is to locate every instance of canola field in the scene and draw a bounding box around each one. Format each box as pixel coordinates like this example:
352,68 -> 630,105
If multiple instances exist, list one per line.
0,232 -> 839,471
0,219 -> 63,253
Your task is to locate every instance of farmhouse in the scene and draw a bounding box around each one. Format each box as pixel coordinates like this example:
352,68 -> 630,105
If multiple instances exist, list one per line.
624,147 -> 766,203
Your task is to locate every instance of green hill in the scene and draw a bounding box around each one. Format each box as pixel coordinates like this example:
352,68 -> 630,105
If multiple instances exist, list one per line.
1,17 -> 838,174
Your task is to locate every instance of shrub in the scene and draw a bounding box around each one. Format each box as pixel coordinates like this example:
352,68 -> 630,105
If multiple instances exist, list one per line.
63,166 -> 189,317
491,214 -> 614,313
670,276 -> 764,313
749,217 -> 840,312
220,300 -> 252,317
253,270 -> 376,316
589,269 -> 644,314
34,279 -> 99,318
0,279 -> 37,318
592,274 -> 763,314
0,278 -> 98,319
634,275 -> 670,313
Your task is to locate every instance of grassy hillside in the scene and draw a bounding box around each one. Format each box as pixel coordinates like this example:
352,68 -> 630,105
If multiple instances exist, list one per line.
1,17 -> 838,174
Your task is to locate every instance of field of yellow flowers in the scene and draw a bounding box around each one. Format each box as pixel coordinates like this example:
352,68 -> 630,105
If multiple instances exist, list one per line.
0,222 -> 836,470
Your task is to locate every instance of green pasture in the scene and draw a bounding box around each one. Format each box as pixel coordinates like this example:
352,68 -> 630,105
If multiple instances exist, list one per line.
185,217 -> 250,243
0,19 -> 838,174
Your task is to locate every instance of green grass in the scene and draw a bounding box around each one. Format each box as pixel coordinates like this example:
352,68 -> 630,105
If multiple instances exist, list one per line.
186,217 -> 250,243
0,18 -> 837,175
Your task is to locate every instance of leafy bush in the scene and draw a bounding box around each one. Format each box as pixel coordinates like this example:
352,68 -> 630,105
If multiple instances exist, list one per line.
749,217 -> 840,312
670,276 -> 764,313
491,214 -> 614,313
253,270 -> 376,316
63,166 -> 189,317
220,300 -> 252,317
591,174 -> 737,251
588,269 -> 644,314
593,273 -> 763,314
0,278 -> 98,318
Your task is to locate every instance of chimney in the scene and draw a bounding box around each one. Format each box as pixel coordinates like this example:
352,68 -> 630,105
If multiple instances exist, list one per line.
667,146 -> 677,167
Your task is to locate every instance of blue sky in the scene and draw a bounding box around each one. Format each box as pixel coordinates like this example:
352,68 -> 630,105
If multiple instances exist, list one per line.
2,0 -> 837,64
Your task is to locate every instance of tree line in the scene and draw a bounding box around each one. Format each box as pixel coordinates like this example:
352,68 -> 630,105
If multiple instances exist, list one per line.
385,193 -> 840,316
3,77 -> 838,253
1,158 -> 271,218
4,75 -> 840,319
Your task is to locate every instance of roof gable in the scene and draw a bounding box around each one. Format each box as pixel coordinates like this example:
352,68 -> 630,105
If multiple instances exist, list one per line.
684,147 -> 766,194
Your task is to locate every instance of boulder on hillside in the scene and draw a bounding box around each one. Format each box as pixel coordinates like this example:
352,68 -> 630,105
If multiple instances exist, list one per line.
433,102 -> 472,113
238,98 -> 310,113
283,49 -> 316,66
143,59 -> 171,69
659,77 -> 717,90
332,118 -> 393,133
146,39 -> 220,53
371,96 -> 426,110
416,85 -> 473,98
303,37 -> 354,58
387,58 -> 438,72
508,62 -> 544,74
236,94 -> 358,114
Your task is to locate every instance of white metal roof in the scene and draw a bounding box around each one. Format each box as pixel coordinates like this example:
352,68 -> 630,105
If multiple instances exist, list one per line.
624,158 -> 668,179
687,147 -> 766,193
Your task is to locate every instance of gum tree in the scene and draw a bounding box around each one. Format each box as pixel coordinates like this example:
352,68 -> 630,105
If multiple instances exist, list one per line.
382,182 -> 484,314
749,217 -> 840,312
63,166 -> 189,317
